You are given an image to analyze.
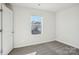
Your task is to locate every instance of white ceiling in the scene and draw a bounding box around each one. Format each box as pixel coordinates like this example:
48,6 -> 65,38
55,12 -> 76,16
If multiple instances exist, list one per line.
12,3 -> 79,12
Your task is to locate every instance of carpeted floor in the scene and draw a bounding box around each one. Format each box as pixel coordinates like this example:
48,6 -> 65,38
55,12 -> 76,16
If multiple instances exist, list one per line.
9,41 -> 79,55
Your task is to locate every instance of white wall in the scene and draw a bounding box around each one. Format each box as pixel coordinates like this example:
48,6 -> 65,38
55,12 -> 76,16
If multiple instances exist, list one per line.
13,6 -> 56,48
56,6 -> 79,49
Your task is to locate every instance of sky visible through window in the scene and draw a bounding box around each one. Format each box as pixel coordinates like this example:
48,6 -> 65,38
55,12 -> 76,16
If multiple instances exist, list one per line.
32,16 -> 42,22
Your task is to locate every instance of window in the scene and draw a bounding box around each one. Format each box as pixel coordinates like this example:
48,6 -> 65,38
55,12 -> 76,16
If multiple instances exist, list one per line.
32,16 -> 42,34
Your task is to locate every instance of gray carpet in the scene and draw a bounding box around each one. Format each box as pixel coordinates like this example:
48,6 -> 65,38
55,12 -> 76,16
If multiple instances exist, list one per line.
9,41 -> 79,55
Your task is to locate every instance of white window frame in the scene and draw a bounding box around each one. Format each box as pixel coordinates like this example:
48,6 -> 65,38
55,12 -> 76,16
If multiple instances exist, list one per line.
31,15 -> 43,35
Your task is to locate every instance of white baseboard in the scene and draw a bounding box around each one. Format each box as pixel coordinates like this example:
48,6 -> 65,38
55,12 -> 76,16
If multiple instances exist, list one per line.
14,39 -> 56,48
2,48 -> 13,55
14,38 -> 79,50
56,39 -> 79,49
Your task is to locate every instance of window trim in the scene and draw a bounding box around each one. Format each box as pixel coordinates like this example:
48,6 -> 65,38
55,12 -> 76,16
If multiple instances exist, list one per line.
31,15 -> 43,35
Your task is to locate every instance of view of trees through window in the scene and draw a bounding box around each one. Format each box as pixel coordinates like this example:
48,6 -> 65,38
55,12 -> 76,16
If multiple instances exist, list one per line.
32,16 -> 42,34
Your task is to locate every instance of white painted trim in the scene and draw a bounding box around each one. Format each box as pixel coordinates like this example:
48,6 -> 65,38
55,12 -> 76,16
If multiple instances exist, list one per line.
14,39 -> 55,48
56,38 -> 79,49
31,15 -> 43,35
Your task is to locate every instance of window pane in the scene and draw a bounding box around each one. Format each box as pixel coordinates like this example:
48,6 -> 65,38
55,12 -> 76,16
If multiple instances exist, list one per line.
32,16 -> 42,34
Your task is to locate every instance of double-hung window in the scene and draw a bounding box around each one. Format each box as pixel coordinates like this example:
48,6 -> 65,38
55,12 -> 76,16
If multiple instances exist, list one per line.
32,16 -> 43,34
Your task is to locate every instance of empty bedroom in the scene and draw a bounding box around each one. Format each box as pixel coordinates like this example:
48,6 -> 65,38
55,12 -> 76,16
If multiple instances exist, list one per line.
0,3 -> 79,55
